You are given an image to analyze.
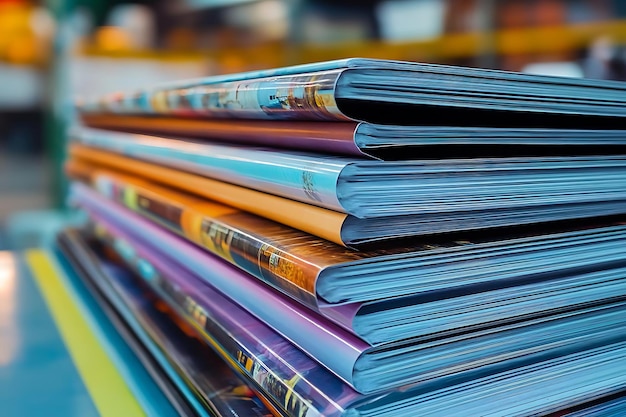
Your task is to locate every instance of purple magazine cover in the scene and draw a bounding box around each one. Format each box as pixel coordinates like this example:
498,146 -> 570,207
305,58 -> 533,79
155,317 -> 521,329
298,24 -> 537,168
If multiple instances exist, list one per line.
71,183 -> 368,385
86,218 -> 366,417
79,117 -> 365,157
102,228 -> 364,417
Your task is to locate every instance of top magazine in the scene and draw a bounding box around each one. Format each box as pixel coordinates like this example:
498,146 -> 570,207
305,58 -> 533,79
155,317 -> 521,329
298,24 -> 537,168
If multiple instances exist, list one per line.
79,58 -> 626,127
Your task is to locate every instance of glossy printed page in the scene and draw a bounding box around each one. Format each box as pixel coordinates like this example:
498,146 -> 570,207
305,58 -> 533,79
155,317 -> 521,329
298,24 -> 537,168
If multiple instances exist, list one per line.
60,232 -> 277,417
74,127 -> 348,212
82,70 -> 351,122
80,115 -> 362,156
75,192 -> 370,378
92,224 -> 365,417
66,148 -> 348,245
88,170 -> 445,308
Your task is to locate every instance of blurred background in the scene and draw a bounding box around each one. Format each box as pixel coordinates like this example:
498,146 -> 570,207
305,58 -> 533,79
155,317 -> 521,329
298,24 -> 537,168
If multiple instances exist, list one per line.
1,0 -> 626,249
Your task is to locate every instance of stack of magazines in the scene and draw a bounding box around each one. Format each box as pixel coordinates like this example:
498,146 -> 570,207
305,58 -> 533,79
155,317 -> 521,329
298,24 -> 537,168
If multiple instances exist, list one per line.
62,58 -> 626,416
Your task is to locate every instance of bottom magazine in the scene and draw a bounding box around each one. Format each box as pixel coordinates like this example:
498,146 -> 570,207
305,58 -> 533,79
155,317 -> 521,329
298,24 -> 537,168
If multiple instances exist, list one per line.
59,227 -> 626,417
56,230 -> 277,417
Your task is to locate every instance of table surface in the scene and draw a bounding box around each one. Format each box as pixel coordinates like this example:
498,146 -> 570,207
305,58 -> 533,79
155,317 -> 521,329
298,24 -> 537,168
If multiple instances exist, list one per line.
0,249 -> 177,417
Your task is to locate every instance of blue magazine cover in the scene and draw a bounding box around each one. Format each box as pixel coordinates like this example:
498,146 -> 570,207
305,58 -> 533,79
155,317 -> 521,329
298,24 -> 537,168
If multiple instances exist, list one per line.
73,127 -> 626,219
78,58 -> 626,127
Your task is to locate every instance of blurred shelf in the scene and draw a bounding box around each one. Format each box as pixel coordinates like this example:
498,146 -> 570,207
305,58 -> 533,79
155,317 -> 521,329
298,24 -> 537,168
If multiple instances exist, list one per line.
77,47 -> 212,62
297,19 -> 626,63
77,19 -> 626,69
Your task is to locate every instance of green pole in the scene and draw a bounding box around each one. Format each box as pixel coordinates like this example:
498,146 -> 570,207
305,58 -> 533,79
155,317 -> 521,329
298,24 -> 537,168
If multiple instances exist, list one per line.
45,0 -> 75,209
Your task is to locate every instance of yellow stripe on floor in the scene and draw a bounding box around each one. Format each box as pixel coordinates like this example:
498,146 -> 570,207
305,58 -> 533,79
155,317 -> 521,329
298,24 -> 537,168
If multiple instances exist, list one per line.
25,249 -> 145,417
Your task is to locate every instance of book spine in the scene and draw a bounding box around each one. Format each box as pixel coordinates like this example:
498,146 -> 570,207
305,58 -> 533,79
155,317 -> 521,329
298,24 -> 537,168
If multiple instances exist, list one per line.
97,226 -> 349,417
80,115 -> 362,157
186,216 -> 321,306
94,174 -> 322,309
77,129 -> 344,212
85,70 -> 350,122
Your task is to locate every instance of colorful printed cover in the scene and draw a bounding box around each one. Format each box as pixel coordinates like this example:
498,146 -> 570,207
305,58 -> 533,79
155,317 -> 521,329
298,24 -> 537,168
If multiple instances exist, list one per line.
81,65 -> 351,121
58,230 -> 277,417
85,170 -> 418,307
79,193 -> 368,386
67,146 -> 349,246
73,127 -> 347,212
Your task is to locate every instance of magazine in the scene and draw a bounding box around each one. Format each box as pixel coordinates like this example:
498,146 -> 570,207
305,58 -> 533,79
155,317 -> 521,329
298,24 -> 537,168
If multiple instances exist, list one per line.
81,114 -> 626,160
72,127 -> 626,218
78,58 -> 626,127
